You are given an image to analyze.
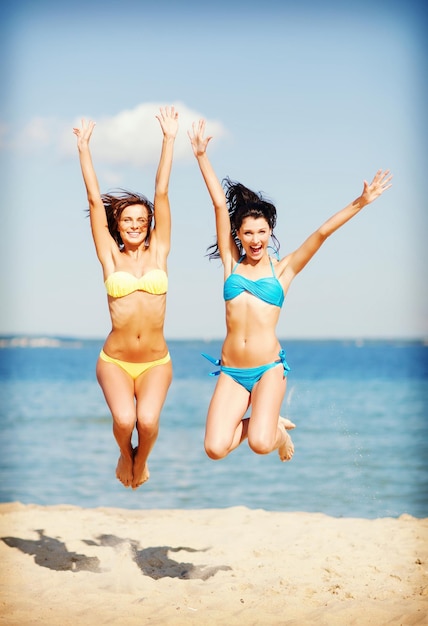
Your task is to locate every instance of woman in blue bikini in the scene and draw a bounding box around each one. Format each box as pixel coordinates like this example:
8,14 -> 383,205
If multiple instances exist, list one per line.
74,107 -> 178,489
188,119 -> 392,463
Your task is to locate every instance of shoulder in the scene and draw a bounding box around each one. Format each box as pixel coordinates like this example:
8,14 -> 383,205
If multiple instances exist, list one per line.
146,232 -> 169,266
273,253 -> 294,279
99,247 -> 120,279
222,249 -> 241,277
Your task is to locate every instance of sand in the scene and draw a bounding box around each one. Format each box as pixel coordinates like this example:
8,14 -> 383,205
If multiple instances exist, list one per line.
0,502 -> 427,625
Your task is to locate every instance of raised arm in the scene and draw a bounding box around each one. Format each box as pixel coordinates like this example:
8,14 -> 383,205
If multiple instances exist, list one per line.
188,119 -> 236,267
152,106 -> 179,257
73,120 -> 113,264
285,170 -> 393,278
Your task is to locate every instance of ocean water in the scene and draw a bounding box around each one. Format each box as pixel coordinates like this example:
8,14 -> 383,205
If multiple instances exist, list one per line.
0,338 -> 427,519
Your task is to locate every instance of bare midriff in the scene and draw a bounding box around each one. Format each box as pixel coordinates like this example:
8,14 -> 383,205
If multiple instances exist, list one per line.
221,293 -> 282,368
103,291 -> 168,362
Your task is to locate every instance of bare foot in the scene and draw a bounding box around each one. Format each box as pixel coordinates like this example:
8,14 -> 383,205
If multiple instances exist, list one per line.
132,447 -> 150,490
278,421 -> 295,462
279,416 -> 296,430
116,453 -> 133,487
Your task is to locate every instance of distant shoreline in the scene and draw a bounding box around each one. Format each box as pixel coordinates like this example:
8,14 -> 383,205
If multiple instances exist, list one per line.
1,335 -> 427,349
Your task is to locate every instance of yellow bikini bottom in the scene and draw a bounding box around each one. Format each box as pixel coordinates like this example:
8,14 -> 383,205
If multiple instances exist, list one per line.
99,350 -> 170,380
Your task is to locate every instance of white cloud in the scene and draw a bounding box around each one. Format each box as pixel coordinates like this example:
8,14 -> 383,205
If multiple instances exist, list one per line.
25,117 -> 52,144
3,117 -> 62,153
63,101 -> 227,166
100,168 -> 125,187
2,102 -> 227,164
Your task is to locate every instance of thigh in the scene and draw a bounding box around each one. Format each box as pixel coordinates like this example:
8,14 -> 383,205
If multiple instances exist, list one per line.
248,365 -> 287,438
205,372 -> 250,443
134,359 -> 173,425
96,357 -> 136,424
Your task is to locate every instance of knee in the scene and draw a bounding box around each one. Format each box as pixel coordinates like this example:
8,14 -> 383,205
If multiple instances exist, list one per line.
248,434 -> 273,456
136,414 -> 159,438
204,439 -> 228,461
112,411 -> 136,434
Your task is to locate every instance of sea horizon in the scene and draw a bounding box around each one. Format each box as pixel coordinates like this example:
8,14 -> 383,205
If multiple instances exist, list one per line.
1,334 -> 427,348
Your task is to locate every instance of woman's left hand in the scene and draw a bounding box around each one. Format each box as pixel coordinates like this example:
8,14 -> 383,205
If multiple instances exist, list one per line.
361,169 -> 393,205
188,119 -> 212,157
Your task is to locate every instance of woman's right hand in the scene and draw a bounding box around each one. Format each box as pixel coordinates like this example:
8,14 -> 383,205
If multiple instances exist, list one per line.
73,119 -> 96,151
156,106 -> 179,140
188,119 -> 212,157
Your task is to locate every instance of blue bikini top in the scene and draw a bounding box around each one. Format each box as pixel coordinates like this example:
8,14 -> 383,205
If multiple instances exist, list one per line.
223,256 -> 284,308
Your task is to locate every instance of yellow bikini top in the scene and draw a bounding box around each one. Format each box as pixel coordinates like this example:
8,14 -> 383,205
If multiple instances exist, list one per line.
104,269 -> 168,298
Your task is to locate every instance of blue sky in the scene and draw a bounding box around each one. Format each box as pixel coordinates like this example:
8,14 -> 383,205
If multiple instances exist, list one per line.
1,0 -> 426,340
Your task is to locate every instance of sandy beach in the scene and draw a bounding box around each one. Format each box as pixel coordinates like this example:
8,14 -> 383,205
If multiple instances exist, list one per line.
0,502 -> 426,625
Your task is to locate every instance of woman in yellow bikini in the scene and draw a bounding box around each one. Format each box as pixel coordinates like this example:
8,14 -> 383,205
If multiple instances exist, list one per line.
73,106 -> 178,489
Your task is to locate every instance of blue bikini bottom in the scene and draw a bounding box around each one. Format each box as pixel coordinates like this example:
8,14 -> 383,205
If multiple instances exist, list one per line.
202,349 -> 290,393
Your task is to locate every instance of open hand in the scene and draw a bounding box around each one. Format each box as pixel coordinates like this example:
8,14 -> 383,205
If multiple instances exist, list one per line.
361,170 -> 393,205
72,119 -> 96,150
156,106 -> 179,139
188,119 -> 212,157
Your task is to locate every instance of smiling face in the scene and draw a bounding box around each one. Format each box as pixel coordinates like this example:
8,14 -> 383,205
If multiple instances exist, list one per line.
237,216 -> 271,261
117,204 -> 150,247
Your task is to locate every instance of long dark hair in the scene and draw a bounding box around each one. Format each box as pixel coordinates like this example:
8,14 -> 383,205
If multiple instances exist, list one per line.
100,189 -> 154,248
207,178 -> 280,260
